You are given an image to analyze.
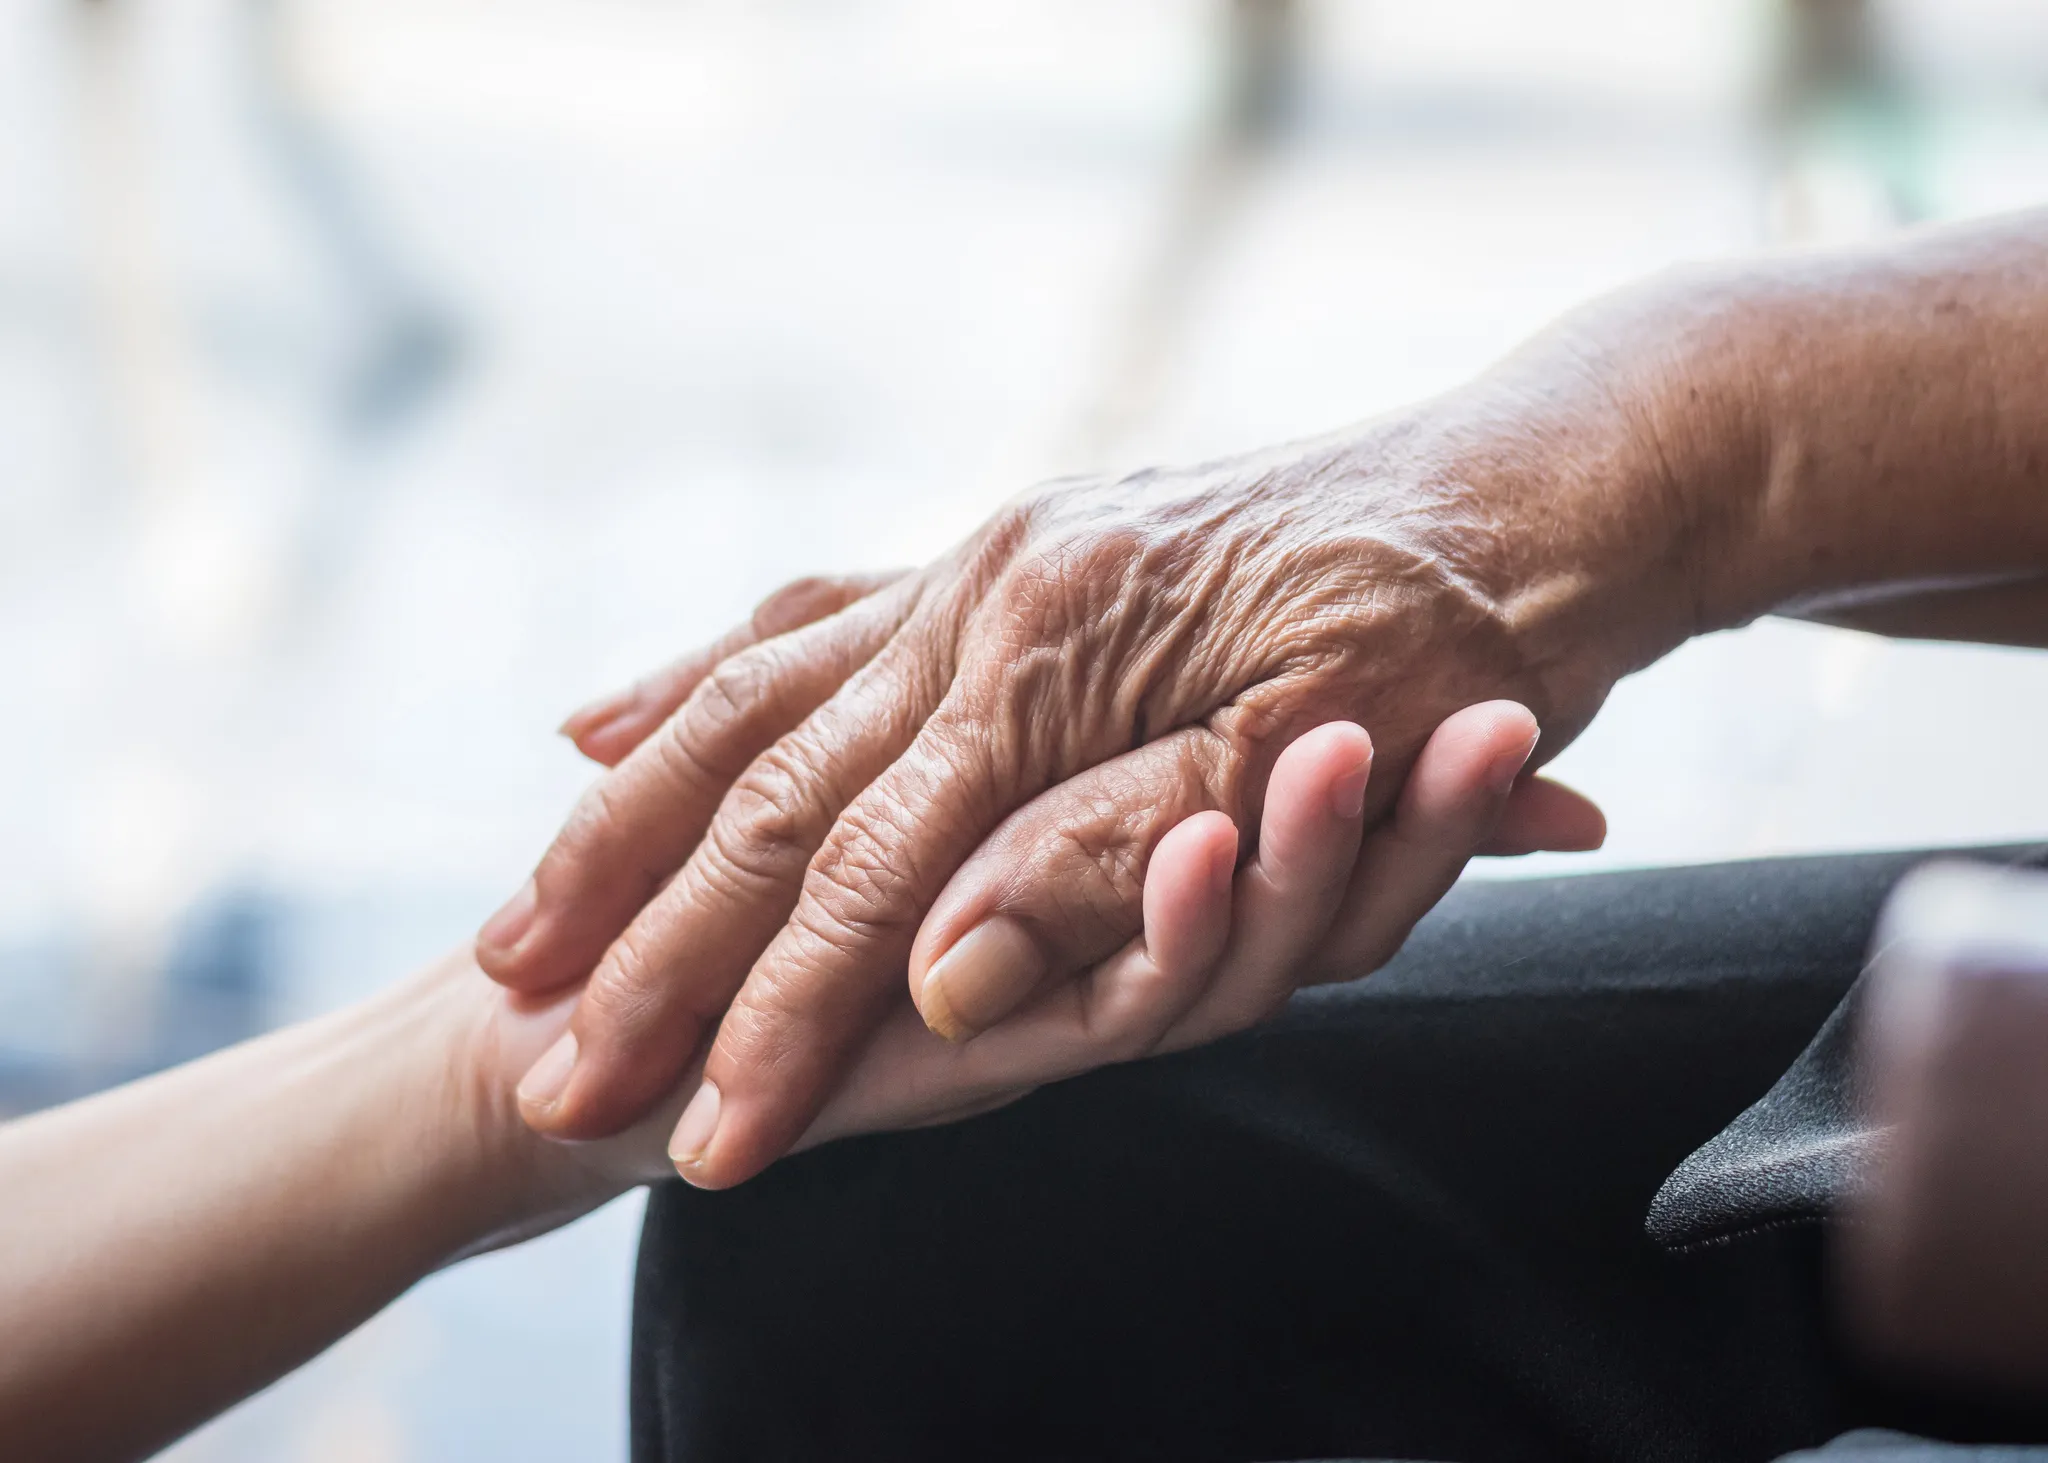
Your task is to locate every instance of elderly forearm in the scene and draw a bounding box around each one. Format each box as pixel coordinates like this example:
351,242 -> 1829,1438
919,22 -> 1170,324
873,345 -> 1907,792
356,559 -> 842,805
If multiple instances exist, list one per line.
471,208 -> 2048,1187
1592,208 -> 2048,631
0,959 -> 537,1463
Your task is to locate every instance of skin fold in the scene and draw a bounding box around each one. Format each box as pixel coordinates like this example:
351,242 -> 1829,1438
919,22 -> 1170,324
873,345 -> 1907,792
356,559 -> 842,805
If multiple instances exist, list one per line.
477,207 -> 2048,1191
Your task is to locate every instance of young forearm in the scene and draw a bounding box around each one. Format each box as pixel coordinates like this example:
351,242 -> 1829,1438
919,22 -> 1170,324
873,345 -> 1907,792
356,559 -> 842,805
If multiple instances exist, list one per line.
0,957 -> 556,1463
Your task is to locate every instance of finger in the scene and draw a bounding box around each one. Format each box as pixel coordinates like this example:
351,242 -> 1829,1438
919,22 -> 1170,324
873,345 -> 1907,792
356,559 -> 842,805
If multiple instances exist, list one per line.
562,571 -> 908,767
1133,810 -> 1241,996
1478,774 -> 1607,855
1298,699 -> 1540,986
907,718 -> 1376,1050
802,724 -> 1369,1146
792,717 -> 1541,1162
522,628 -> 952,1138
796,808 -> 1240,1152
935,806 -> 1242,1099
905,725 -> 1248,1044
1156,721 -> 1378,1045
662,703 -> 1244,1187
477,576 -> 918,994
676,717 -> 1374,1189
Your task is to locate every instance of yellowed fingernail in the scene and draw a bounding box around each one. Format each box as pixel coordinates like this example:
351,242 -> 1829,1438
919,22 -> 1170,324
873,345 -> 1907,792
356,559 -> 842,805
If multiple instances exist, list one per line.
669,1081 -> 722,1171
917,917 -> 1046,1043
517,1031 -> 577,1113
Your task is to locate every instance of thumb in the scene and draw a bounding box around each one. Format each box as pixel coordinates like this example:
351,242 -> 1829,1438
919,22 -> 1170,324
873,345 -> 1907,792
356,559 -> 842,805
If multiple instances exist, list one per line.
907,722 -> 1375,1044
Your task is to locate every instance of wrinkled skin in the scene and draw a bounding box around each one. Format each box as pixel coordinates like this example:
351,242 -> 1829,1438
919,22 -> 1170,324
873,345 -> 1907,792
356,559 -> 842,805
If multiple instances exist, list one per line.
477,337 -> 1688,1188
0,705 -> 1591,1463
496,707 -> 1590,1211
483,207 -> 2048,1192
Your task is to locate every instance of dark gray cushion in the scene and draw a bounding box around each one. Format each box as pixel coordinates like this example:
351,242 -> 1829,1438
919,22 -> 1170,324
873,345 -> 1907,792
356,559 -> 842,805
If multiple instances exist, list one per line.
1646,971 -> 1885,1250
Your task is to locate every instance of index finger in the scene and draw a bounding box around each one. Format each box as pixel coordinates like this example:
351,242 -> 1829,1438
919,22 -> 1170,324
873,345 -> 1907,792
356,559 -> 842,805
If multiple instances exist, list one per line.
562,572 -> 907,767
477,579 -> 918,993
665,708 -> 1022,1187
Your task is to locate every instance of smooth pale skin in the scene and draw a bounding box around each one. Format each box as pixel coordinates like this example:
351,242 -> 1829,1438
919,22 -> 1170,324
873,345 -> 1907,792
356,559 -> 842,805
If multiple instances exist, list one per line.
0,703 -> 1591,1463
481,207 -> 2048,1189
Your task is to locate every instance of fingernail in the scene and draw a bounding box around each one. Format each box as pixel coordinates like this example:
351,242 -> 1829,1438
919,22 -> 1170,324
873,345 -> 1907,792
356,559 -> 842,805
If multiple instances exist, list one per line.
669,1081 -> 722,1172
517,1031 -> 577,1113
918,917 -> 1046,1043
478,878 -> 538,957
1492,728 -> 1542,796
1329,761 -> 1370,820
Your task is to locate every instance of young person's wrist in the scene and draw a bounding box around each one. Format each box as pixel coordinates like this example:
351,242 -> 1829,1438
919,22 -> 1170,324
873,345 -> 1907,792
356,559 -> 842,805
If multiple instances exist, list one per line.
363,954 -> 632,1267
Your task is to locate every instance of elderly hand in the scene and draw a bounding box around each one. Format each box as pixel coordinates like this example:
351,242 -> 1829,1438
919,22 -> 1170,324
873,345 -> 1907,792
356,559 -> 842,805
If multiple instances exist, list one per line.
0,709 -> 1589,1463
799,707 -> 1604,1160
505,706 -> 1600,1197
479,321 -> 1693,1187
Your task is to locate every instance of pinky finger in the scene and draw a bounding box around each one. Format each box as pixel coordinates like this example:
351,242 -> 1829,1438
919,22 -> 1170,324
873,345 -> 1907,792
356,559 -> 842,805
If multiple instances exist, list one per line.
1155,721 -> 1377,1051
1144,811 -> 1240,984
1478,775 -> 1607,856
811,808 -> 1240,1135
562,570 -> 908,766
1298,700 -> 1540,985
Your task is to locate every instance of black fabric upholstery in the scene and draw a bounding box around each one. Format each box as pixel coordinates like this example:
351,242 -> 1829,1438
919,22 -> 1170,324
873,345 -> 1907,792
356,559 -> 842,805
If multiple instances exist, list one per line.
1646,846 -> 2048,1251
629,847 -> 2048,1463
1646,974 -> 1882,1249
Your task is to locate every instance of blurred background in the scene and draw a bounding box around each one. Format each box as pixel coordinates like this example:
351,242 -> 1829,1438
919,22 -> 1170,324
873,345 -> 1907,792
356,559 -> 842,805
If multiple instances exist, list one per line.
5,0 -> 2048,1456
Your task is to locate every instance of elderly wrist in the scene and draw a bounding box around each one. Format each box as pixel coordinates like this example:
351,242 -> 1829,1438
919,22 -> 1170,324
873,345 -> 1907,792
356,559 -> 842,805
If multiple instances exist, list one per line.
1388,367 -> 1707,709
1464,273 -> 1780,664
1623,271 -> 1793,631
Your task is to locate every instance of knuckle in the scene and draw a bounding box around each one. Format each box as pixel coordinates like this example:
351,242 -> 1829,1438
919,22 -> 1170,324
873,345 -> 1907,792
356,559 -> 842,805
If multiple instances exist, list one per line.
652,715 -> 723,799
711,741 -> 837,887
712,929 -> 886,1090
684,631 -> 815,741
682,645 -> 777,738
709,980 -> 815,1087
1001,526 -> 1146,642
789,889 -> 894,963
1046,817 -> 1147,935
799,800 -> 927,948
660,661 -> 769,789
689,824 -> 792,910
582,929 -> 679,1046
709,996 -> 781,1078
